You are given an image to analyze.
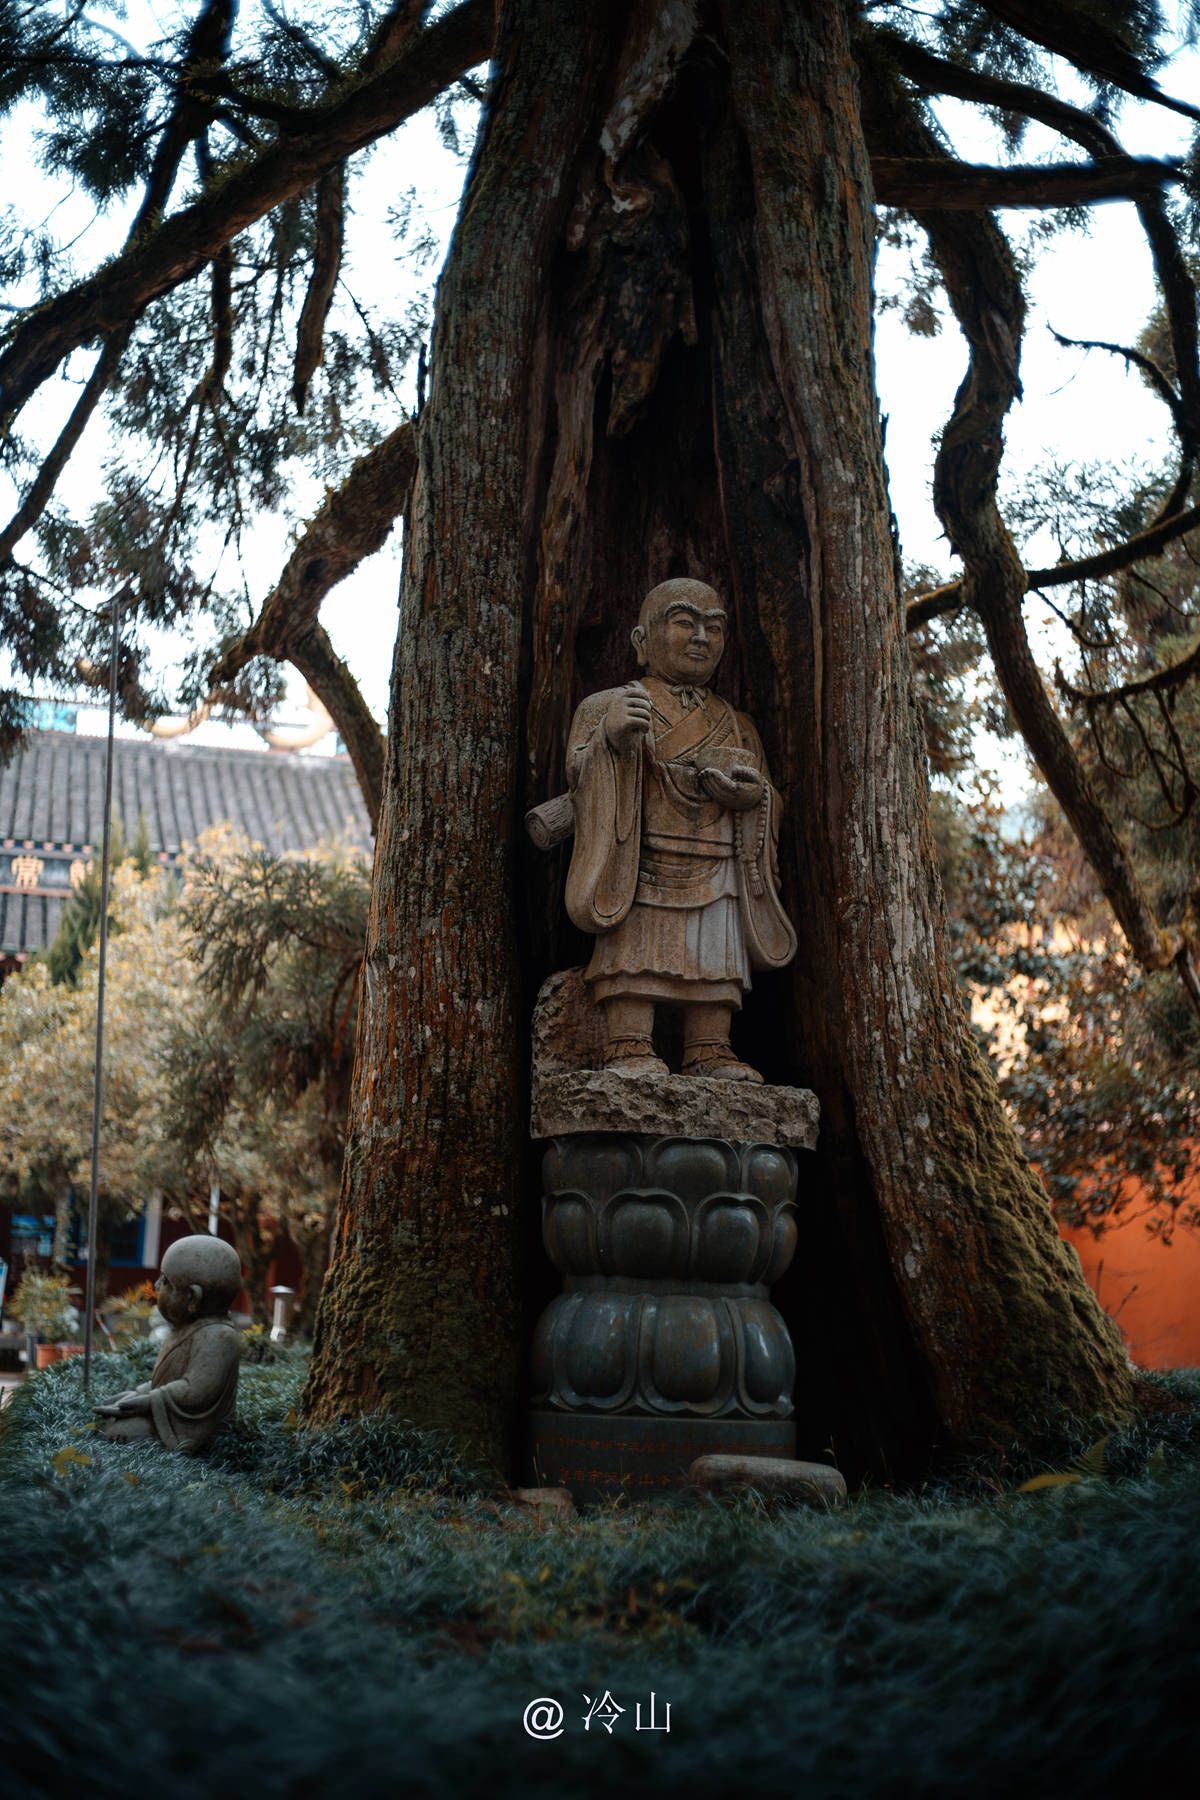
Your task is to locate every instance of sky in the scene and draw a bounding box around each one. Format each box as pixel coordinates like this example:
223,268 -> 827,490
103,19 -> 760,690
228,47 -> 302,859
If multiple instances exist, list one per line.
3,10 -> 1199,787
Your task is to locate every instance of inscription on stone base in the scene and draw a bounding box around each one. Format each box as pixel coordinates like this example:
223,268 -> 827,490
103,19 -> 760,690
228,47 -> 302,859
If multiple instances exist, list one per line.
530,1409 -> 797,1504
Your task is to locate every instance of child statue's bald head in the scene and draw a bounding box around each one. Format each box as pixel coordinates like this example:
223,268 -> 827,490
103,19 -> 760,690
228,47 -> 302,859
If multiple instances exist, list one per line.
159,1236 -> 242,1316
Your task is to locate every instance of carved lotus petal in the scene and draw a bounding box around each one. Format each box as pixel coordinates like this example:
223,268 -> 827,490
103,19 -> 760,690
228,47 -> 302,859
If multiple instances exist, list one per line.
643,1138 -> 738,1203
741,1144 -> 797,1207
601,1191 -> 687,1277
739,1298 -> 795,1406
691,1197 -> 768,1283
648,1297 -> 728,1406
542,1193 -> 596,1276
560,1293 -> 634,1402
763,1208 -> 799,1285
544,1135 -> 642,1202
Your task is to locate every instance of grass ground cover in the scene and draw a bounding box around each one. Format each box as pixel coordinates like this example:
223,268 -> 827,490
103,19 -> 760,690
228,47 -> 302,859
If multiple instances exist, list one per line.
2,1348 -> 1198,1799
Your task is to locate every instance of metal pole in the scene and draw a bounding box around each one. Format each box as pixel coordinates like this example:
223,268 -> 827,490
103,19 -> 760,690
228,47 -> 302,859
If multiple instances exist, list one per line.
83,590 -> 121,1392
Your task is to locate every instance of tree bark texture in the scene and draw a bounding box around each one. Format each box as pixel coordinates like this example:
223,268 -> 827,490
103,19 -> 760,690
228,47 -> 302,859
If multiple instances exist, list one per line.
304,0 -> 617,1471
707,0 -> 1130,1467
306,0 -> 1134,1477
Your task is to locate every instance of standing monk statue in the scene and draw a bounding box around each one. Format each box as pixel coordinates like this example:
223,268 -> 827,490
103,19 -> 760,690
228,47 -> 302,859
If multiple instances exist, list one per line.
564,578 -> 796,1082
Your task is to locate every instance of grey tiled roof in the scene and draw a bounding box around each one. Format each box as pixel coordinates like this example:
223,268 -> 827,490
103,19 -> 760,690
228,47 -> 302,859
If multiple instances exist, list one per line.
0,730 -> 373,955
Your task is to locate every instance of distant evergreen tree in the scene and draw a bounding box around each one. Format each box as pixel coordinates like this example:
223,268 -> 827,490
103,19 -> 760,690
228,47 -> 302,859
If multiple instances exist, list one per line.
130,808 -> 154,878
41,811 -> 158,985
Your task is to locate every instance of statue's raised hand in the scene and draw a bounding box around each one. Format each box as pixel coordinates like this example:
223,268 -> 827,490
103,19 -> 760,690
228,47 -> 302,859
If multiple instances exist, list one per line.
605,681 -> 653,750
698,764 -> 764,810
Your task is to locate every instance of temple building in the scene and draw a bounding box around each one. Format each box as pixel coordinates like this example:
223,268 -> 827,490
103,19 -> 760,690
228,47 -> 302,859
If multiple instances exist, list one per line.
0,726 -> 372,1332
0,727 -> 371,968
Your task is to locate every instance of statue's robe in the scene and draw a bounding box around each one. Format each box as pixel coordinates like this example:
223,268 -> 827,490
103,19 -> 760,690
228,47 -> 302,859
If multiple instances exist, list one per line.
146,1316 -> 240,1452
565,675 -> 796,1005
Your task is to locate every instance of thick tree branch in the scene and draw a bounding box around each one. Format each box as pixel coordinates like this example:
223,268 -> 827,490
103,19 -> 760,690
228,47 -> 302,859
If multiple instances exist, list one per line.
0,0 -> 244,559
905,499 -> 1200,630
861,60 -> 1190,989
292,163 -> 346,414
0,327 -> 130,564
871,153 -> 1180,211
905,582 -> 964,631
0,0 -> 494,427
1056,637 -> 1200,712
208,419 -> 416,824
875,29 -> 1200,486
130,0 -> 238,235
358,0 -> 428,79
287,622 -> 385,833
884,34 -> 1200,651
212,419 -> 414,671
1024,507 -> 1200,591
870,30 -> 1124,147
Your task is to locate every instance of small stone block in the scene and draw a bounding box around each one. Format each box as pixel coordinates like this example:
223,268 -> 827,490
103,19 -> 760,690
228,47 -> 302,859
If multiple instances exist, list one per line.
509,1485 -> 577,1520
687,1454 -> 846,1508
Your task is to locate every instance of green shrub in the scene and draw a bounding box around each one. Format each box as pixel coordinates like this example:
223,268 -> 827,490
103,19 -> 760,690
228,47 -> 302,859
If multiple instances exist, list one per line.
2,1356 -> 1198,1799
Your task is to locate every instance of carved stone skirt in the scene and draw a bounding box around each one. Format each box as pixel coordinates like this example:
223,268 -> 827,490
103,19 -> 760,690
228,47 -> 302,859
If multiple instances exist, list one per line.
586,896 -> 750,1007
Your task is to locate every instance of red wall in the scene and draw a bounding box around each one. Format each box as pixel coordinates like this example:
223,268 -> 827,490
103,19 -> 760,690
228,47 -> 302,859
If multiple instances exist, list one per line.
1061,1204 -> 1200,1369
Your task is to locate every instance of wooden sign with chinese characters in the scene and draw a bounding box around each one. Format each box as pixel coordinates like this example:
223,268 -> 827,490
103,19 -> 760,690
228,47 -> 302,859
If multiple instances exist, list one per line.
0,841 -> 93,897
0,840 -> 182,898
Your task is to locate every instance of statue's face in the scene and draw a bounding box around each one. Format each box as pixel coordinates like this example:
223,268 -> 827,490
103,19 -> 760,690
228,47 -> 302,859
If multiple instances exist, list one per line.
155,1266 -> 199,1327
635,598 -> 727,687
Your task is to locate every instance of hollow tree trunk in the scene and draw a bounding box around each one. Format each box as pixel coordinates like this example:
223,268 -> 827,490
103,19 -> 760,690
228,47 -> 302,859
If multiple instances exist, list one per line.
306,0 -> 1134,1477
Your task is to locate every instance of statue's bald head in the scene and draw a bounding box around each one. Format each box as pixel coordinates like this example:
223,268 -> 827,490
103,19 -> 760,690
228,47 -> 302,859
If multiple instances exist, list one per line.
632,579 -> 728,684
160,1235 -> 242,1313
636,578 -> 724,635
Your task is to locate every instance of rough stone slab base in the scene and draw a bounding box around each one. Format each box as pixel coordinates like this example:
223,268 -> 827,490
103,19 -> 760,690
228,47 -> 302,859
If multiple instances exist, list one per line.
529,1408 -> 796,1504
532,1069 -> 819,1148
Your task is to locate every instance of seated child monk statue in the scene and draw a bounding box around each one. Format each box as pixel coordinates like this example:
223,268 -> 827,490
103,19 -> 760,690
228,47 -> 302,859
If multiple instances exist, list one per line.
564,578 -> 797,1083
95,1235 -> 242,1453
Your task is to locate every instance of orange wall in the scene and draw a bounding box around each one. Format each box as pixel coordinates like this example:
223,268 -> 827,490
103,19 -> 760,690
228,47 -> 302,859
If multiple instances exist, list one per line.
1062,1212 -> 1200,1370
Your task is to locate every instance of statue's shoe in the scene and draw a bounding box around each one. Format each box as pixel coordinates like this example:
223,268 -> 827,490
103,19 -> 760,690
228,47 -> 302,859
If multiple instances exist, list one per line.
683,1051 -> 764,1084
602,1036 -> 668,1077
604,1052 -> 670,1077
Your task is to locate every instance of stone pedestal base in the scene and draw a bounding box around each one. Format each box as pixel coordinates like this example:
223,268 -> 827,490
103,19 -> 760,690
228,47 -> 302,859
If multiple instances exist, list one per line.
530,1409 -> 796,1505
527,973 -> 820,1505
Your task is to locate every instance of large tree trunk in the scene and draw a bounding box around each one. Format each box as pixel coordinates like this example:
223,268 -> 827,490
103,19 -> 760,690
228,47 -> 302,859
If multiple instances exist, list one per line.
303,0 -> 617,1473
306,0 -> 1134,1478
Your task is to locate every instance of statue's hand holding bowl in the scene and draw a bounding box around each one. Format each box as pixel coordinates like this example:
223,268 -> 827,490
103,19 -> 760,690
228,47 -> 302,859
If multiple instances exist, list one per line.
606,682 -> 653,751
699,763 -> 763,810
